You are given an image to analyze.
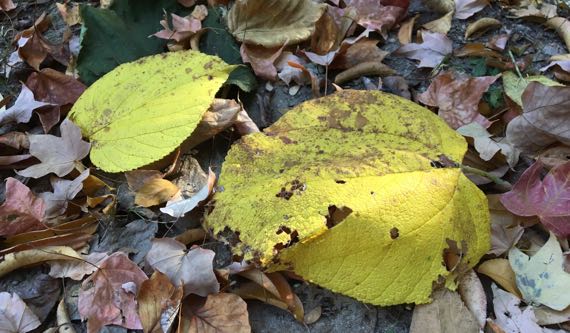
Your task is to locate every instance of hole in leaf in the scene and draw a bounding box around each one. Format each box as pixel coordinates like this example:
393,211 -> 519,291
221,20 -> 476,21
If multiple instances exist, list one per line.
325,205 -> 353,229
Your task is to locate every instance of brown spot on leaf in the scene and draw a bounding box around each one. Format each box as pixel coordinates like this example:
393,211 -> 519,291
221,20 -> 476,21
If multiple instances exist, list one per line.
185,67 -> 192,74
204,61 -> 213,69
355,113 -> 368,129
390,227 -> 399,239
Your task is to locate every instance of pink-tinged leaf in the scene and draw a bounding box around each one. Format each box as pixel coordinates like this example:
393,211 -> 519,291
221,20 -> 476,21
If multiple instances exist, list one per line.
17,118 -> 91,178
146,238 -> 219,297
418,71 -> 498,129
394,31 -> 452,68
0,178 -> 45,237
0,84 -> 52,125
455,0 -> 489,20
39,168 -> 90,218
0,292 -> 41,333
344,0 -> 409,37
240,43 -> 286,81
501,161 -> 570,236
153,13 -> 202,42
78,252 -> 148,333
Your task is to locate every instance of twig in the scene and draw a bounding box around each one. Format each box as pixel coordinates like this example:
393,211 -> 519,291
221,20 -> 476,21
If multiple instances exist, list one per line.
508,50 -> 523,79
461,165 -> 512,191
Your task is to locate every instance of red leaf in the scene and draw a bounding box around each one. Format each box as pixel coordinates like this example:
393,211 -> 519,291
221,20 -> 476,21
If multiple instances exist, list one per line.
0,178 -> 45,237
501,161 -> 570,236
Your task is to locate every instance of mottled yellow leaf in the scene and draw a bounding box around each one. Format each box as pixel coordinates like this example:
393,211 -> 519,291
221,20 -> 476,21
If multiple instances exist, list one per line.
502,71 -> 562,107
207,90 -> 490,305
69,50 -> 236,172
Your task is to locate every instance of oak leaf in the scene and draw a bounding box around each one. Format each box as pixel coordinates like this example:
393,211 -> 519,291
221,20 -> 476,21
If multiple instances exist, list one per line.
0,178 -> 45,237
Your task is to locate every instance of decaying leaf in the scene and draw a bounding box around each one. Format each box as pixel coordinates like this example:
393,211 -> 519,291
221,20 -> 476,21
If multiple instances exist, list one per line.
409,289 -> 479,333
240,43 -> 286,81
145,238 -> 219,297
207,90 -> 490,305
398,15 -> 419,44
0,178 -> 45,237
0,84 -> 51,125
227,0 -> 326,47
501,161 -> 570,236
418,71 -> 499,129
458,123 -> 519,167
546,17 -> 570,51
69,51 -> 235,172
509,232 -> 570,311
394,31 -> 452,68
492,284 -> 543,333
17,119 -> 91,178
487,195 -> 527,256
48,252 -> 108,280
478,259 -> 522,298
502,71 -> 561,107
79,252 -> 148,333
506,82 -> 570,154
178,293 -> 251,333
455,0 -> 489,20
138,271 -> 183,333
0,292 -> 41,333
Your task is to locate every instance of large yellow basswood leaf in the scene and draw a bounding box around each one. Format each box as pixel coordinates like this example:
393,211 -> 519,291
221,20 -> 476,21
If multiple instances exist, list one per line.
207,90 -> 490,305
68,51 -> 235,172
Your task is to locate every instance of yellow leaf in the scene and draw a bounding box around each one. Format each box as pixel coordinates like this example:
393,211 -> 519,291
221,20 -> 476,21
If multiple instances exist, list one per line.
502,71 -> 562,107
135,178 -> 180,207
69,50 -> 236,172
477,258 -> 522,299
207,90 -> 490,305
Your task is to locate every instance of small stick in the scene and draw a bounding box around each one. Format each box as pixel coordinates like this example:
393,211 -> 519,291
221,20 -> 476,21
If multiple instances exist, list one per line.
461,165 -> 512,191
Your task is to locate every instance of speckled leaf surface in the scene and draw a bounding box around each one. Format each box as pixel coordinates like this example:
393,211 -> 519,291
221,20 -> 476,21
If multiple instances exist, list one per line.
207,90 -> 490,305
68,50 -> 235,172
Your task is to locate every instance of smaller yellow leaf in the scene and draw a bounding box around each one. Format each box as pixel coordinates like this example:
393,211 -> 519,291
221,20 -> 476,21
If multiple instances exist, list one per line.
502,71 -> 562,106
477,258 -> 522,299
0,246 -> 81,278
135,178 -> 179,207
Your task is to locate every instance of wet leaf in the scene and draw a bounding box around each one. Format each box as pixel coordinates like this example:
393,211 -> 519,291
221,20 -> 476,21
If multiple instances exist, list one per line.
0,84 -> 51,125
0,292 -> 41,333
78,252 -> 148,333
227,0 -> 326,47
178,293 -> 251,333
138,271 -> 183,333
418,71 -> 499,129
69,51 -> 235,172
207,90 -> 490,305
492,284 -> 543,333
17,119 -> 91,178
500,161 -> 570,236
0,178 -> 45,237
394,31 -> 452,68
509,232 -> 570,311
146,238 -> 219,297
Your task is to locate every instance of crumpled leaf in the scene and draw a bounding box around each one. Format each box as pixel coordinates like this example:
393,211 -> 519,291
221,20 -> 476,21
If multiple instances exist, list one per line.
455,0 -> 489,20
207,90 -> 490,305
492,284 -> 543,333
145,238 -> 219,297
457,123 -> 519,167
343,0 -> 409,37
0,292 -> 41,333
500,161 -> 570,236
153,12 -> 202,43
0,178 -> 45,237
160,168 -> 215,218
487,195 -> 526,256
48,252 -> 108,280
227,0 -> 326,47
17,119 -> 91,178
0,84 -> 51,125
138,271 -> 183,333
509,232 -> 570,311
69,50 -> 235,172
78,252 -> 148,333
178,293 -> 251,333
465,17 -> 501,39
240,43 -> 286,81
394,31 -> 452,68
506,82 -> 570,154
418,71 -> 499,129
502,71 -> 561,107
39,169 -> 90,218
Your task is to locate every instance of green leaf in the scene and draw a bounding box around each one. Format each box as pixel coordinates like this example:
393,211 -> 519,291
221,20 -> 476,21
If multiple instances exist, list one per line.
207,90 -> 490,306
69,50 -> 236,172
78,0 -> 186,85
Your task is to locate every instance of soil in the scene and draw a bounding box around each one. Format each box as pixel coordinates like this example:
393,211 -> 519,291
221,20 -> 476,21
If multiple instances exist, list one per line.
0,0 -> 568,332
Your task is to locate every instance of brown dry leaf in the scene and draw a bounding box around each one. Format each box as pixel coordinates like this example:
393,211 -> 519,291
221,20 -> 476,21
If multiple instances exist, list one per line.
458,270 -> 486,328
330,39 -> 389,69
178,293 -> 251,333
26,68 -> 86,106
153,13 -> 202,43
398,14 -> 419,44
533,305 -> 570,325
0,131 -> 29,150
343,0 -> 409,37
465,17 -> 501,39
48,252 -> 108,280
17,119 -> 91,179
227,0 -> 326,47
0,0 -> 16,11
423,11 -> 453,34
409,289 -> 479,333
135,178 -> 180,207
15,14 -> 68,70
422,0 -> 454,13
539,145 -> 570,168
39,168 -> 90,218
546,17 -> 570,51
146,238 -> 219,297
0,178 -> 45,237
455,0 -> 488,20
138,271 -> 184,333
487,194 -> 528,256
454,43 -> 506,60
240,43 -> 286,81
393,30 -> 452,68
418,71 -> 499,129
477,259 -> 522,298
79,252 -> 148,333
311,11 -> 339,54
0,292 -> 41,333
267,272 -> 304,322
0,84 -> 52,126
0,246 -> 82,279
334,61 -> 396,84
231,281 -> 288,310
55,2 -> 82,26
506,82 -> 570,154
487,33 -> 510,51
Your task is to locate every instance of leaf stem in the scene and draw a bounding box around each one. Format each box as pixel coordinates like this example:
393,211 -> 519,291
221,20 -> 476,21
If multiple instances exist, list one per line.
508,50 -> 523,79
460,165 -> 513,191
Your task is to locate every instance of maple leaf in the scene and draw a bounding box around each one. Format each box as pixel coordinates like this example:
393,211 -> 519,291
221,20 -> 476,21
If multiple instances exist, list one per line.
455,0 -> 489,20
0,84 -> 51,125
492,284 -> 543,333
17,119 -> 91,179
78,252 -> 148,333
153,12 -> 202,42
394,31 -> 452,68
457,123 -> 520,167
39,169 -> 90,218
145,238 -> 219,297
178,293 -> 251,333
0,292 -> 41,333
418,71 -> 499,129
0,178 -> 45,237
500,161 -> 570,236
